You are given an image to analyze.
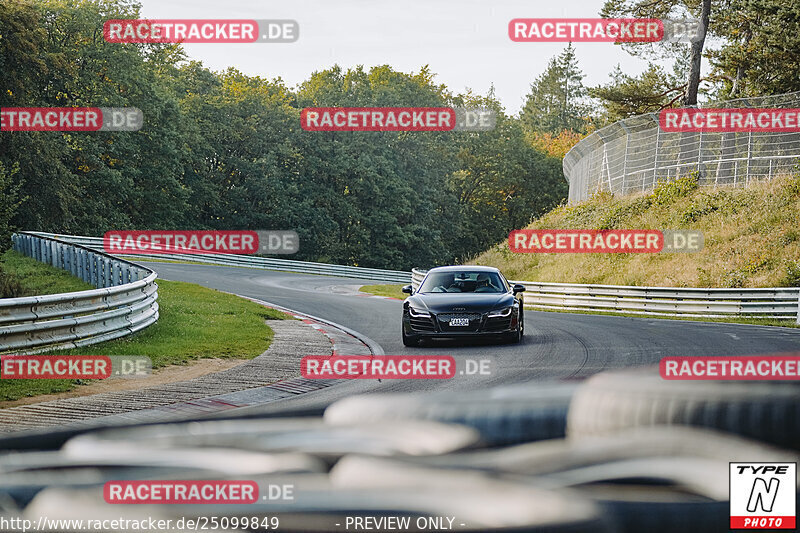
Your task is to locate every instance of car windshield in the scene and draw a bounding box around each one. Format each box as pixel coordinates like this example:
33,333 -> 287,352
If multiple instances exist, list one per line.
418,271 -> 507,293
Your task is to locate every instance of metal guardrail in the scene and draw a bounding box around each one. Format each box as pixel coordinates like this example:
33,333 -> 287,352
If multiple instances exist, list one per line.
411,269 -> 800,323
563,91 -> 800,204
29,233 -> 412,283
1,233 -> 159,354
23,233 -> 798,324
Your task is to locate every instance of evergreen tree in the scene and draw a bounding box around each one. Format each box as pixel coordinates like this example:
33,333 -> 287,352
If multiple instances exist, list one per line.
520,44 -> 591,134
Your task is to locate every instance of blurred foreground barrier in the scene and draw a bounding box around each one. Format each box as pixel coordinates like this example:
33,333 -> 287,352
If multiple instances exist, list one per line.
0,232 -> 159,354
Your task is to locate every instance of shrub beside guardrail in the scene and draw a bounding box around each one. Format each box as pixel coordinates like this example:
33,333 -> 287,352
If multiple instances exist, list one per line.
0,233 -> 159,354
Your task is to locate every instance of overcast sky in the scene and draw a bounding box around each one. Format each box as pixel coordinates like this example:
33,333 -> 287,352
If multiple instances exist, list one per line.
137,0 -> 675,115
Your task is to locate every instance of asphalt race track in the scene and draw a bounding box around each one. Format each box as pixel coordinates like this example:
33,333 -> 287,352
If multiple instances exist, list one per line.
145,261 -> 800,411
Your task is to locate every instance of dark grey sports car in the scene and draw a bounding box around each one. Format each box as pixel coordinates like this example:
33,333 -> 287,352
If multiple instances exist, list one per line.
401,266 -> 525,346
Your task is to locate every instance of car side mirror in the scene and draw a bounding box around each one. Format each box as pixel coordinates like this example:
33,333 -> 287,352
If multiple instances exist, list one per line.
402,285 -> 413,295
512,284 -> 526,293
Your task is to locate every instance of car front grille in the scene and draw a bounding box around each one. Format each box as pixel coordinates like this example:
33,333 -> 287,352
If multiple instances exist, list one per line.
437,313 -> 482,322
437,312 -> 482,332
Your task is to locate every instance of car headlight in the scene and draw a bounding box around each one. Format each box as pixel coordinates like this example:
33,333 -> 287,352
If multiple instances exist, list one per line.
487,306 -> 512,318
408,306 -> 431,318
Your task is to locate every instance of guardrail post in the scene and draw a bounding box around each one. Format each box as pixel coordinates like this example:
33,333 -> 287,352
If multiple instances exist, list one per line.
84,250 -> 91,282
87,252 -> 94,285
92,255 -> 100,287
104,258 -> 112,288
74,247 -> 81,280
67,245 -> 73,276
80,249 -> 87,282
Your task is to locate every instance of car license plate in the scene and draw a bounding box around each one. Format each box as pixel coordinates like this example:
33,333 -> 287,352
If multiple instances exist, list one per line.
449,317 -> 470,326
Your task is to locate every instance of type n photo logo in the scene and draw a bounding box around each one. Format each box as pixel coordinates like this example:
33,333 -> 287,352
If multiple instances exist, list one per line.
730,463 -> 796,529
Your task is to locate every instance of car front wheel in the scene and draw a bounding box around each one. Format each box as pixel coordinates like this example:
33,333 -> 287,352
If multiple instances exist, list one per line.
402,327 -> 420,347
506,311 -> 523,344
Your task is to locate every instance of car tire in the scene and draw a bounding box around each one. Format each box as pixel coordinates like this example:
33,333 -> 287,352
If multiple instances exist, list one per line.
402,328 -> 420,347
506,317 -> 522,344
567,366 -> 800,450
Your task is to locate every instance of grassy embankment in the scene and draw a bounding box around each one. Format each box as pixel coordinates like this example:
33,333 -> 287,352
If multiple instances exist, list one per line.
0,250 -> 287,401
359,284 -> 407,300
362,174 -> 800,325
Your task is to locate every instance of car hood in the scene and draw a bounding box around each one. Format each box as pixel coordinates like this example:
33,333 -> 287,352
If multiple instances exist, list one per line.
407,293 -> 514,313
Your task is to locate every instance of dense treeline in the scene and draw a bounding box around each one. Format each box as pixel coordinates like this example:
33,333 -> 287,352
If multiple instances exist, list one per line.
522,0 -> 800,133
0,0 -> 566,269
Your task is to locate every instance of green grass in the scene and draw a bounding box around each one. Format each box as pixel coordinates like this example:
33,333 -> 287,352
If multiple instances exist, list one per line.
466,173 -> 800,329
0,276 -> 289,401
360,284 -> 407,299
0,250 -> 93,297
472,173 -> 800,289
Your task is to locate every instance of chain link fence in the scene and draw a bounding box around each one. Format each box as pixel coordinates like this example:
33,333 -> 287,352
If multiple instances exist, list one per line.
563,91 -> 800,203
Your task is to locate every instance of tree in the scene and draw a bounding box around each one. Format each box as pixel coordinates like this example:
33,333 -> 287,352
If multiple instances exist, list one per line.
0,0 -> 570,269
707,0 -> 800,99
600,0 -> 711,105
0,162 -> 25,253
590,59 -> 688,122
520,44 -> 591,135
